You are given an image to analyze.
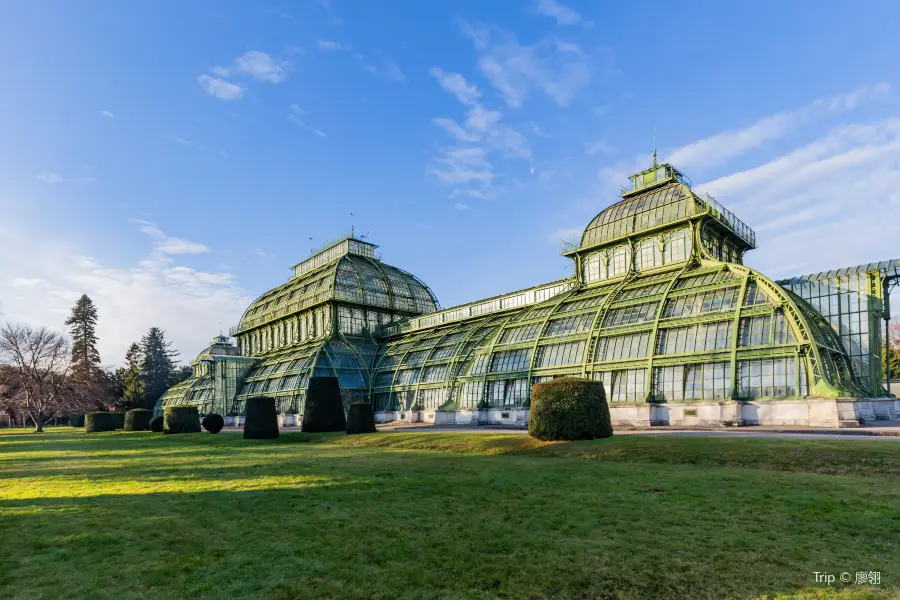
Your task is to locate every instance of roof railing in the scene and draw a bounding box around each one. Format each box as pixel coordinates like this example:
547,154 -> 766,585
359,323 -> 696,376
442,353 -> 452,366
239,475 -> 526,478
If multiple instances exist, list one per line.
697,193 -> 757,248
379,279 -> 576,337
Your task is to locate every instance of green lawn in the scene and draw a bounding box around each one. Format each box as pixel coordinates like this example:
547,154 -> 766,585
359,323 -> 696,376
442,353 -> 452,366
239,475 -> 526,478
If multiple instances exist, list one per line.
0,429 -> 898,600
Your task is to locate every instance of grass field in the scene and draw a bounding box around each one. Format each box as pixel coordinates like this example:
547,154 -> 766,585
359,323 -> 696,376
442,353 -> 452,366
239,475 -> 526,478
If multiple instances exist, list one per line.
0,428 -> 898,600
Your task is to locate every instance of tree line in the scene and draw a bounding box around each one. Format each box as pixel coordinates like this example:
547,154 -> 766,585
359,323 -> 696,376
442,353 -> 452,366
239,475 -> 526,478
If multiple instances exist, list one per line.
0,295 -> 190,431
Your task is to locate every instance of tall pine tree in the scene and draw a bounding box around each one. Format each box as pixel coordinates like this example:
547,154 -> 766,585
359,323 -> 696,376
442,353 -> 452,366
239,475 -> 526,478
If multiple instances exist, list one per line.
64,294 -> 102,382
122,343 -> 144,409
138,328 -> 177,410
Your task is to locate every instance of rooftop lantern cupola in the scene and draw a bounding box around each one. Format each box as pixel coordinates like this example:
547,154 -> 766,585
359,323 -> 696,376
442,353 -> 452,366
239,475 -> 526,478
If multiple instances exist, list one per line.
624,160 -> 693,197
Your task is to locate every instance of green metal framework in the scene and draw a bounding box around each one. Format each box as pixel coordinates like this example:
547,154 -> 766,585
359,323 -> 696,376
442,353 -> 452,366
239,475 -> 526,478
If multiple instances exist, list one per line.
154,161 -> 893,418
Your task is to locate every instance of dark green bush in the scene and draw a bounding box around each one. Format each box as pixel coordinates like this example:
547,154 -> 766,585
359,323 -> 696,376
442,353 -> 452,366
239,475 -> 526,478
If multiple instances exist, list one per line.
124,408 -> 152,431
85,412 -> 118,433
528,378 -> 613,441
163,406 -> 201,435
69,414 -> 85,428
149,416 -> 164,433
346,402 -> 376,435
110,412 -> 125,430
301,377 -> 346,433
202,413 -> 225,434
244,397 -> 279,439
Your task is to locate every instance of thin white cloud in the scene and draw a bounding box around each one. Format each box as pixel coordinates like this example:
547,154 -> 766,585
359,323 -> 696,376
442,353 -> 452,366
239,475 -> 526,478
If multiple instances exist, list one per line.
213,51 -> 289,83
534,0 -> 589,26
453,202 -> 470,211
197,74 -> 245,100
317,39 -> 351,52
287,115 -> 326,138
100,110 -> 115,119
666,82 -> 890,171
357,55 -> 406,83
132,220 -> 210,255
429,68 -> 480,105
266,9 -> 294,21
38,172 -> 63,185
585,139 -> 615,155
315,0 -> 342,25
459,21 -> 605,107
0,218 -> 251,367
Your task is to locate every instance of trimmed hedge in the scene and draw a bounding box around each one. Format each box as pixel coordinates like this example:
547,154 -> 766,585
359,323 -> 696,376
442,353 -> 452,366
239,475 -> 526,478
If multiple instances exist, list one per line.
149,416 -> 164,433
243,397 -> 279,439
85,412 -> 118,433
302,377 -> 346,433
528,378 -> 613,441
163,406 -> 201,435
69,414 -> 85,428
346,402 -> 376,435
124,408 -> 152,431
202,413 -> 225,434
110,412 -> 126,430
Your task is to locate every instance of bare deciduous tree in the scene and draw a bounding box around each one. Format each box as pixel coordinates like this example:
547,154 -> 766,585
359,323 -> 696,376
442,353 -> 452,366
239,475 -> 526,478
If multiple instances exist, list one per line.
0,322 -> 94,432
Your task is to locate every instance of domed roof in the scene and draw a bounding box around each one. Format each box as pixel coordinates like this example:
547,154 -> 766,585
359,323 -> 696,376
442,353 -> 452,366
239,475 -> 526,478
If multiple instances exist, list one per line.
192,335 -> 241,364
580,181 -> 700,250
238,253 -> 439,332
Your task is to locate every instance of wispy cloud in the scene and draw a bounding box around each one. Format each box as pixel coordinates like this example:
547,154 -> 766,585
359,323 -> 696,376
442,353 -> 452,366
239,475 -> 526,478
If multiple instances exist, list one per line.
665,82 -> 890,171
0,218 -> 252,366
315,0 -> 342,25
357,55 -> 406,83
429,68 -> 480,105
197,74 -> 244,101
534,0 -> 590,26
212,50 -> 289,83
100,110 -> 115,119
287,105 -> 326,137
585,139 -> 615,155
453,202 -> 470,211
459,21 -> 609,107
318,39 -> 351,52
132,220 -> 210,255
37,172 -> 63,185
198,50 -> 290,101
37,172 -> 93,185
266,9 -> 294,21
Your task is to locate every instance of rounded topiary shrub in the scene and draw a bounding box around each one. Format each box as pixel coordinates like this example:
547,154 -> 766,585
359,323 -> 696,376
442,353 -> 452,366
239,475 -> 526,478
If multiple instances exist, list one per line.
69,414 -> 85,428
163,406 -> 201,435
346,402 -> 376,435
149,416 -> 164,433
124,408 -> 152,431
85,411 -> 118,433
301,377 -> 346,433
243,397 -> 279,439
528,378 -> 613,441
202,413 -> 225,434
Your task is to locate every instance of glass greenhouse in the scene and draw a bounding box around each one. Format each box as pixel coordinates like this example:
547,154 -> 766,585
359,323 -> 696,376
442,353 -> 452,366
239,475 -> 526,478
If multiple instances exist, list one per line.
156,162 -> 899,427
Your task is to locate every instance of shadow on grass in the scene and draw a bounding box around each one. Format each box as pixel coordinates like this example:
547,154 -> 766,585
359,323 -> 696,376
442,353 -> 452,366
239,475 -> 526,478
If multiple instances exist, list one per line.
1,438 -> 899,600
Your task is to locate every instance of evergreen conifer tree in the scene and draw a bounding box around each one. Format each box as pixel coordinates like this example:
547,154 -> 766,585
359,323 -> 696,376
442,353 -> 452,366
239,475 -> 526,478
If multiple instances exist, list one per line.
138,328 -> 177,410
64,294 -> 102,382
122,343 -> 144,409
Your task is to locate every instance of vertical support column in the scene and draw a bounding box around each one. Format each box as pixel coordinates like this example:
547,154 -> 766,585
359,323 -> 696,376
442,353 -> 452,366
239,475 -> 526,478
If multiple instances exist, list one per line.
885,278 -> 892,396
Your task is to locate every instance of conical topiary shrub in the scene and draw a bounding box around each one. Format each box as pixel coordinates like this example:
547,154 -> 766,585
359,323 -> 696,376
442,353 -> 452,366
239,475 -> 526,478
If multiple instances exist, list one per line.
124,408 -> 152,431
346,402 -> 376,435
163,406 -> 201,435
202,413 -> 225,434
301,377 -> 346,433
85,412 -> 118,433
243,397 -> 279,439
528,378 -> 613,441
149,416 -> 164,432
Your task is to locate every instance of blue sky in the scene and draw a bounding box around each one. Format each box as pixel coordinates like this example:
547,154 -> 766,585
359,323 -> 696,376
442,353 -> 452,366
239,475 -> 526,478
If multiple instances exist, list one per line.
2,0 -> 900,366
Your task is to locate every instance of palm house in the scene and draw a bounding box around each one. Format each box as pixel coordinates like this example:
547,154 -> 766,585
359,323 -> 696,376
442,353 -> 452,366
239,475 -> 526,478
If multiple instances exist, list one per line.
156,161 -> 899,428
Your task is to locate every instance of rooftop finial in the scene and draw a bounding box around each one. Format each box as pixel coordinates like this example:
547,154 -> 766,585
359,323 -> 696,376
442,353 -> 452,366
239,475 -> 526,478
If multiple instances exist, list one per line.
652,127 -> 657,167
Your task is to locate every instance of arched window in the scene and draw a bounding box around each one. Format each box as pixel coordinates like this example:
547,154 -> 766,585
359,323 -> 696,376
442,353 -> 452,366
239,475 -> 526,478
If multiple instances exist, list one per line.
664,229 -> 692,264
582,252 -> 606,283
635,238 -> 662,271
608,244 -> 632,278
